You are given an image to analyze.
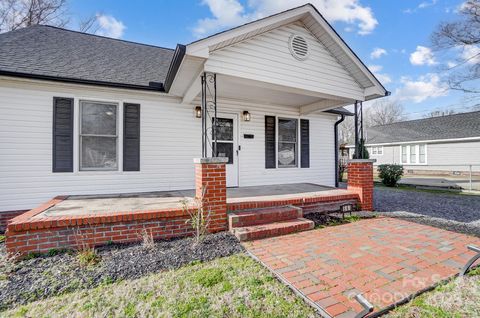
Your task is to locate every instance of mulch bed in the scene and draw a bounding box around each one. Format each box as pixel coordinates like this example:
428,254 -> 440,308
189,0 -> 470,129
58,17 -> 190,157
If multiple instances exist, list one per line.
0,232 -> 243,310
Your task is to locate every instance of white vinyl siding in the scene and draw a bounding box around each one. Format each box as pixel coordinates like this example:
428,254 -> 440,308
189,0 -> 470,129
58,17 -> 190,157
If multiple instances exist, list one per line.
205,22 -> 364,101
0,79 -> 336,212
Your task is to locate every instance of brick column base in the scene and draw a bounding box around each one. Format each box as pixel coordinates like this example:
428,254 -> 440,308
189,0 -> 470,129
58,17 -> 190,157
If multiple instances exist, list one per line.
194,157 -> 228,232
347,159 -> 376,211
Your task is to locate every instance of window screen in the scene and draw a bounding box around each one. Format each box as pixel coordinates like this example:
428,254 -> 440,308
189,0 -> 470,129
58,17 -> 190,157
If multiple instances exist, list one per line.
80,101 -> 118,170
278,118 -> 298,168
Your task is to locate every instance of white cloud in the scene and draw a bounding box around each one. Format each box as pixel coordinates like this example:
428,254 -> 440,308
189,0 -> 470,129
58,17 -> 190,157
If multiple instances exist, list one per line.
409,46 -> 437,66
96,14 -> 126,39
370,47 -> 387,59
367,64 -> 391,84
404,0 -> 438,13
418,0 -> 438,9
193,0 -> 378,37
395,74 -> 448,103
461,45 -> 480,64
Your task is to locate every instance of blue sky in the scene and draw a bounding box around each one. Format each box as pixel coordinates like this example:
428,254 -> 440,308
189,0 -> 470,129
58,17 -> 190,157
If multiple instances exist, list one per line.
69,0 -> 479,118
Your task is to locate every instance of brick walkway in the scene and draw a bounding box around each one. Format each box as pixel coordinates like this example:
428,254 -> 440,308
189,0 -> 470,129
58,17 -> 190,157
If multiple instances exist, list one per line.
244,217 -> 480,317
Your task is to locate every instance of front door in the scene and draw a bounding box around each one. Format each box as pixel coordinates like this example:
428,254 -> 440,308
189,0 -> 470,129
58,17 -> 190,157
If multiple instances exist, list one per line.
211,113 -> 239,187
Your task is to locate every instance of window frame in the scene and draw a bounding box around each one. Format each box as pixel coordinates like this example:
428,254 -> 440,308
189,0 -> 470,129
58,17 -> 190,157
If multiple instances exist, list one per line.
79,100 -> 119,171
277,117 -> 299,168
399,144 -> 427,165
369,146 -> 383,156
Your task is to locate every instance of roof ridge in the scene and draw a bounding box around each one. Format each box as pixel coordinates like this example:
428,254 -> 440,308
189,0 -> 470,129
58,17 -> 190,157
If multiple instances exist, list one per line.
370,110 -> 480,129
18,24 -> 176,51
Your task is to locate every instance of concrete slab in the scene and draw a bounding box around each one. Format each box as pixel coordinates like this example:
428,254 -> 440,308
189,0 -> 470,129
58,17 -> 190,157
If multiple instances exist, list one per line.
35,183 -> 337,218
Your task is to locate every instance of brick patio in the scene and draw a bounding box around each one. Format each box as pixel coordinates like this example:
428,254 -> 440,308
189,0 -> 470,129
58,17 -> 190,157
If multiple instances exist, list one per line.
244,217 -> 480,317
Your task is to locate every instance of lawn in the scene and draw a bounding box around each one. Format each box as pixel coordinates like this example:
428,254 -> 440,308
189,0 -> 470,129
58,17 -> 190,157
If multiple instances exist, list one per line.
0,254 -> 317,318
385,268 -> 480,318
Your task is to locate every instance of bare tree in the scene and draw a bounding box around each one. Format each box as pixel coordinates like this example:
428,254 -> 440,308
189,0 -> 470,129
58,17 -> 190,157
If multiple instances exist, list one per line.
339,99 -> 407,144
0,0 -> 69,33
431,0 -> 480,94
339,116 -> 355,144
364,99 -> 408,127
424,108 -> 457,118
78,14 -> 100,33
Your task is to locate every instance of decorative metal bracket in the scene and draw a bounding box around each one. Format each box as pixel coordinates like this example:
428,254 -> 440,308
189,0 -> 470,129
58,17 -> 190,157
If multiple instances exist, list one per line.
201,72 -> 217,157
460,245 -> 480,276
354,294 -> 374,318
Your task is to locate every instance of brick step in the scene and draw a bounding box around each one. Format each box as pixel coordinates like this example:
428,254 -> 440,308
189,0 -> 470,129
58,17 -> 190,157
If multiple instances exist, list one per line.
231,218 -> 314,242
228,206 -> 302,229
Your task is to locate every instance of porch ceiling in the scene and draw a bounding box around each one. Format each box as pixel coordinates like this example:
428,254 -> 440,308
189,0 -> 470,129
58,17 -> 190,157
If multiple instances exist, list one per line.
209,74 -> 353,113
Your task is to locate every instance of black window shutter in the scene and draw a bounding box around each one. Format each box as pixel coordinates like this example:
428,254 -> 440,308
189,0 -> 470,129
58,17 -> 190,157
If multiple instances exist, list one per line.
300,119 -> 310,168
52,97 -> 74,172
265,116 -> 276,169
123,103 -> 140,171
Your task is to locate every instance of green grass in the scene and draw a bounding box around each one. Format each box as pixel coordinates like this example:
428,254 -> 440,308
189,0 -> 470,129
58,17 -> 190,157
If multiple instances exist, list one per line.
385,269 -> 480,318
0,254 -> 316,318
0,235 -> 4,243
374,182 -> 476,196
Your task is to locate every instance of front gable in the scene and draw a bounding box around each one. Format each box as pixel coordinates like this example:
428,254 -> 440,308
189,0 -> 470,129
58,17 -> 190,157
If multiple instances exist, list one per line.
205,21 -> 365,101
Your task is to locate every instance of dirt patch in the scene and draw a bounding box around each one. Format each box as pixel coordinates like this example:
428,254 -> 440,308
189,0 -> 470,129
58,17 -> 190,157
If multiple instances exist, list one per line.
0,232 -> 243,310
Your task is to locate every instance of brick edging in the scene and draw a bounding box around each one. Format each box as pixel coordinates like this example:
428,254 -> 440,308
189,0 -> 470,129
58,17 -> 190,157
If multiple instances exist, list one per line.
7,195 -> 192,232
227,193 -> 359,211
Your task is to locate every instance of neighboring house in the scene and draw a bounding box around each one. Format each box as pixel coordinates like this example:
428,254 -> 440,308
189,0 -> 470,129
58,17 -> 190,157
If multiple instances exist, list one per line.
0,4 -> 386,215
346,111 -> 480,175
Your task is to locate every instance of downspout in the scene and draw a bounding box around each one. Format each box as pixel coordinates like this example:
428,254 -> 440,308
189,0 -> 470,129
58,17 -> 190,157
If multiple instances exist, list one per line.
334,114 -> 345,188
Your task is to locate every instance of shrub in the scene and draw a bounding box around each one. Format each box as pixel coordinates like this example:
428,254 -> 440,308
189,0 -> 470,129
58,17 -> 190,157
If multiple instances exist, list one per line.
352,139 -> 370,159
77,247 -> 100,267
378,164 -> 404,187
139,229 -> 155,250
181,186 -> 212,246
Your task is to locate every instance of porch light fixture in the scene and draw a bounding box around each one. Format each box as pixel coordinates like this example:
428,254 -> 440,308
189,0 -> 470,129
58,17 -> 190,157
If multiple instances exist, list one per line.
195,106 -> 202,118
243,111 -> 251,122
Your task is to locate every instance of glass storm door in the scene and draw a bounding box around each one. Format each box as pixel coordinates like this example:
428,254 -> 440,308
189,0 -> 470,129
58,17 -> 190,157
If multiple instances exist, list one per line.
210,113 -> 239,187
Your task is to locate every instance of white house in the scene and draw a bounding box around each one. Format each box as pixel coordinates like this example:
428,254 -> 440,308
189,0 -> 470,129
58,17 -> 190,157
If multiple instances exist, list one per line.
346,111 -> 480,175
0,4 -> 387,217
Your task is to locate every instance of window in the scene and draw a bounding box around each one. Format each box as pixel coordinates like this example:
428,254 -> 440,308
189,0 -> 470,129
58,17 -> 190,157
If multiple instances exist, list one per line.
278,118 -> 298,168
401,146 -> 408,164
80,101 -> 118,170
400,144 -> 427,164
410,145 -> 417,164
419,145 -> 426,163
369,146 -> 383,156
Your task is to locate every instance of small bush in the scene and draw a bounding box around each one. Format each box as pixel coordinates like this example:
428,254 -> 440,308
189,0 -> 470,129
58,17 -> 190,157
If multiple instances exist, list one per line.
378,164 -> 404,187
181,186 -> 212,246
139,229 -> 155,250
77,247 -> 100,267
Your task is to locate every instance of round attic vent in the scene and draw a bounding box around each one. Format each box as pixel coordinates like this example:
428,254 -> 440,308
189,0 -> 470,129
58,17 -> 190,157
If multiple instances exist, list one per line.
289,34 -> 309,60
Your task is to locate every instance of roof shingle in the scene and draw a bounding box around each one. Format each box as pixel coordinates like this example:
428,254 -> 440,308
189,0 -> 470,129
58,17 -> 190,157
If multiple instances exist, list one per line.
365,111 -> 480,144
0,25 -> 174,89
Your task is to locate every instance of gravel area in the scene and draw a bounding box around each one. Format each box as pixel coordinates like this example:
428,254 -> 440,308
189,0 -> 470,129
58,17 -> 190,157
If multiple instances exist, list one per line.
374,187 -> 480,223
0,232 -> 243,310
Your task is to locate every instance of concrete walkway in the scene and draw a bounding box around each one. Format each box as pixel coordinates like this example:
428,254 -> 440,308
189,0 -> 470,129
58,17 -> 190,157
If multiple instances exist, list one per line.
244,217 -> 480,317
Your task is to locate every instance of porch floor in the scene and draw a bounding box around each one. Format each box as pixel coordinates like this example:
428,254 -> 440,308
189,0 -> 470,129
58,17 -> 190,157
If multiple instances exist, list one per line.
34,183 -> 347,218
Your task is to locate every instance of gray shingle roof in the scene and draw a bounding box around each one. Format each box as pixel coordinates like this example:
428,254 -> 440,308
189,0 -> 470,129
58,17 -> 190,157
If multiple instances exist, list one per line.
365,111 -> 480,144
0,25 -> 175,90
